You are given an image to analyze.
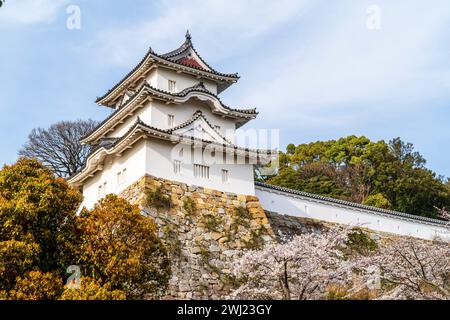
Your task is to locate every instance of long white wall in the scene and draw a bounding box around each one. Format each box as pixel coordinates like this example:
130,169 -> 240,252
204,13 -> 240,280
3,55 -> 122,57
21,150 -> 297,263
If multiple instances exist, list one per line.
255,184 -> 450,241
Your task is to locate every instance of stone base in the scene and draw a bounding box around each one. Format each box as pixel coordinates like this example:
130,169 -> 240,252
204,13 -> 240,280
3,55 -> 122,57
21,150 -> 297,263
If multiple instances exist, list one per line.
120,174 -> 275,299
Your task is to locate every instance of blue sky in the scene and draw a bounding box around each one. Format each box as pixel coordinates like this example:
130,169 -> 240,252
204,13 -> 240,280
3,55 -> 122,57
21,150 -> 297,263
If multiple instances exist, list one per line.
0,0 -> 449,177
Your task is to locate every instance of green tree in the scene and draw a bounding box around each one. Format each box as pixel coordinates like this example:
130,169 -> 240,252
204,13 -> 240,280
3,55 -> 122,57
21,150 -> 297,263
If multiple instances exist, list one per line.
363,194 -> 391,209
267,136 -> 449,217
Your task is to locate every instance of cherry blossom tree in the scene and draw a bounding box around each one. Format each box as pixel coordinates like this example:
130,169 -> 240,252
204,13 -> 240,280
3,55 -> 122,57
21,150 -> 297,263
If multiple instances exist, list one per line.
229,227 -> 356,300
434,206 -> 450,225
230,226 -> 450,300
362,237 -> 450,300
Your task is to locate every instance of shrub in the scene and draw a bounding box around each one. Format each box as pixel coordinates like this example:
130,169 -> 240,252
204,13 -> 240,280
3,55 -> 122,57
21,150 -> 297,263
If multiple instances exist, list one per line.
0,158 -> 82,273
60,277 -> 126,300
0,240 -> 40,290
78,195 -> 171,299
8,271 -> 63,300
146,186 -> 172,209
346,229 -> 378,255
182,197 -> 197,216
202,214 -> 222,232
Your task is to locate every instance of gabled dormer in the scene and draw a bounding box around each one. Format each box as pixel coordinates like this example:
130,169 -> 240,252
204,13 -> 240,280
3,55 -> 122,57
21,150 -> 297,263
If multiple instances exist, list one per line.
170,110 -> 231,145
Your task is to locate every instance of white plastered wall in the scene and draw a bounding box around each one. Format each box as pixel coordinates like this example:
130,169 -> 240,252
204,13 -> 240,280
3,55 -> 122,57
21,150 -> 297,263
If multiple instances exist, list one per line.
106,99 -> 237,140
81,140 -> 147,209
151,68 -> 218,94
144,138 -> 256,195
256,186 -> 450,241
81,137 -> 256,208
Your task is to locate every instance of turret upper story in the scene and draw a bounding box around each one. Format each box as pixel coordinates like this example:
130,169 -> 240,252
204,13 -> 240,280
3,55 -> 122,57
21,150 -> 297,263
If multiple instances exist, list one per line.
83,31 -> 257,146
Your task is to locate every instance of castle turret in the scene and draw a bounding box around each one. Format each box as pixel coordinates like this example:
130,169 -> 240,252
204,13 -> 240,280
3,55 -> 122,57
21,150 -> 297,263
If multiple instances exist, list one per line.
69,32 -> 275,208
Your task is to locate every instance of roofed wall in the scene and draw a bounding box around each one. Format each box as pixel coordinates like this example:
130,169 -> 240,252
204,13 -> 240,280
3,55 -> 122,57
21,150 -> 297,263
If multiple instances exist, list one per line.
256,184 -> 450,241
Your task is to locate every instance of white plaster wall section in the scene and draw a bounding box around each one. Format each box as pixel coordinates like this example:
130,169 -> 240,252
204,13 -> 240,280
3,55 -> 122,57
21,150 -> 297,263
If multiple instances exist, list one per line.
81,140 -> 147,208
255,185 -> 450,241
106,100 -> 152,139
150,100 -> 236,132
156,68 -> 218,94
144,138 -> 256,195
145,69 -> 158,88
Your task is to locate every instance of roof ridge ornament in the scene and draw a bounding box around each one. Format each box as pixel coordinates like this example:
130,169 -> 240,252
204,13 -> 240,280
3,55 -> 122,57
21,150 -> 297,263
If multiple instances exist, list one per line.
185,30 -> 192,42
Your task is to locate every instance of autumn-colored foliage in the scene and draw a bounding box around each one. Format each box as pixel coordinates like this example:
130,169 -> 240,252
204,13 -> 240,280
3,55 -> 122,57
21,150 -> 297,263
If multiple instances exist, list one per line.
0,158 -> 170,300
0,158 -> 82,273
78,195 -> 170,299
60,277 -> 126,300
8,271 -> 63,300
0,240 -> 40,290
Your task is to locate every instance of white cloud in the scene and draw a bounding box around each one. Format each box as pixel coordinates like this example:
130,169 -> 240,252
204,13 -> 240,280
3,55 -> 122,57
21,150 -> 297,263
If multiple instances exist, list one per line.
81,0 -> 450,139
85,0 -> 315,67
234,0 -> 450,126
0,0 -> 68,25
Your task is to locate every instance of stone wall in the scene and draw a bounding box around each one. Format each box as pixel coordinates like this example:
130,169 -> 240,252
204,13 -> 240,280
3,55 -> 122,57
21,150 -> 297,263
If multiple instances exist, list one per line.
120,175 -> 275,299
265,211 -> 330,239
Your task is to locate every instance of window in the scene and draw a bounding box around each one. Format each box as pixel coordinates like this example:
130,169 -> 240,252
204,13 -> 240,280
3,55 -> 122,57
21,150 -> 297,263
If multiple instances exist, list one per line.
168,114 -> 175,127
194,164 -> 210,179
117,171 -> 122,186
168,80 -> 176,92
221,169 -> 229,183
98,182 -> 107,199
173,160 -> 182,174
116,169 -> 127,187
122,168 -> 126,184
214,125 -> 221,132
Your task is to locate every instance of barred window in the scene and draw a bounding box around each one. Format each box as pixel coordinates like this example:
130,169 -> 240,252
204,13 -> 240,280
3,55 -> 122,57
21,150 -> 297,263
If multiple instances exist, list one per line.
173,160 -> 182,174
168,80 -> 176,92
194,164 -> 210,179
221,169 -> 229,183
168,114 -> 175,127
116,168 -> 127,187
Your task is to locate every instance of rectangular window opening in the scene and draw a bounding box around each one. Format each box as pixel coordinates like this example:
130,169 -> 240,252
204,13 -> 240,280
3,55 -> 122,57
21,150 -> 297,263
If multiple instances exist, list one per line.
173,160 -> 182,174
168,80 -> 176,92
221,169 -> 229,183
194,164 -> 210,179
168,114 -> 175,127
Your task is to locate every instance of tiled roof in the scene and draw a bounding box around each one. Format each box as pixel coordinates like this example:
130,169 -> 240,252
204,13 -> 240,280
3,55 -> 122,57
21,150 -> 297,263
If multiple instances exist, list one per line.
177,57 -> 204,69
70,117 -> 275,183
166,110 -> 233,144
83,82 -> 257,144
96,31 -> 239,105
255,182 -> 450,227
